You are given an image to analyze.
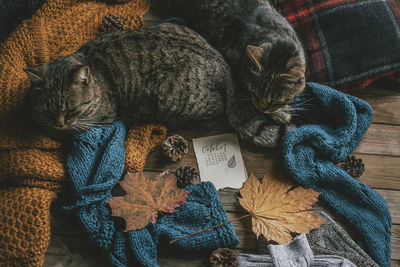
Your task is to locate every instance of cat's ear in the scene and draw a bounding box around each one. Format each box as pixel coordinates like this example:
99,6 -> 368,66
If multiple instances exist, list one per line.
72,65 -> 90,86
247,43 -> 272,72
24,65 -> 44,85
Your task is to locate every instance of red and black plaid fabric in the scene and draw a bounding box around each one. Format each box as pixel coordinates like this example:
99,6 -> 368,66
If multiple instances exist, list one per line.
275,0 -> 400,93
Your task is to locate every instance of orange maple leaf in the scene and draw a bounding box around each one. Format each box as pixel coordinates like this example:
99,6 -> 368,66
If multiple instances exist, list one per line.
238,173 -> 324,244
108,171 -> 189,231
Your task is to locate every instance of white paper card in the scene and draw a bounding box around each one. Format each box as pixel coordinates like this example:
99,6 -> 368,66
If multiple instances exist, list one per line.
192,134 -> 247,190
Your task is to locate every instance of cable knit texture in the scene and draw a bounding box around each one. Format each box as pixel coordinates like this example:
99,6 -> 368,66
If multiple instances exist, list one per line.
65,121 -> 239,267
308,212 -> 379,266
283,82 -> 392,267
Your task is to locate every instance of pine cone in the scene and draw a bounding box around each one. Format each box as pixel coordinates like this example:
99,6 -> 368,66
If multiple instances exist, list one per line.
99,13 -> 125,34
161,135 -> 189,162
174,166 -> 201,188
339,155 -> 365,179
210,248 -> 238,267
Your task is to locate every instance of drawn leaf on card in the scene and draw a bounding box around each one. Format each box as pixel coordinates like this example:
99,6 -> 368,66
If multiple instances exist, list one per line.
227,155 -> 236,168
108,171 -> 189,231
238,173 -> 324,244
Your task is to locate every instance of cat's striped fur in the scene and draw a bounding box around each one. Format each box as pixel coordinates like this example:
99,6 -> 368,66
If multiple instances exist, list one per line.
166,0 -> 306,146
25,23 -> 230,134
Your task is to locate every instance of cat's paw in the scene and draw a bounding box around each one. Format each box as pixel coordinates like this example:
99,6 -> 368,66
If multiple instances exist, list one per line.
269,105 -> 292,124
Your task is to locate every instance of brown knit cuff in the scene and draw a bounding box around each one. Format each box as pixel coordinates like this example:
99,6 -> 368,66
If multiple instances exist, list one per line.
0,186 -> 56,267
124,124 -> 167,173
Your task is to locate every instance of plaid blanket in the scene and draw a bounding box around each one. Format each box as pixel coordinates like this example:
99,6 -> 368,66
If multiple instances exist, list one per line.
276,0 -> 400,92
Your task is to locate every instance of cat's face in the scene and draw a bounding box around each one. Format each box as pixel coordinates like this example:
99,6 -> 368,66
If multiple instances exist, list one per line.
244,42 -> 305,113
24,58 -> 111,133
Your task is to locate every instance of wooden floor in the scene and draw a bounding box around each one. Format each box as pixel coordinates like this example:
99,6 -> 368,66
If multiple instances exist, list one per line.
44,4 -> 400,267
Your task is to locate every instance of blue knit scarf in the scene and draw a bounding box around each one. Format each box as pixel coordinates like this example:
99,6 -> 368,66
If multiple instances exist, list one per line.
65,121 -> 239,267
283,82 -> 392,267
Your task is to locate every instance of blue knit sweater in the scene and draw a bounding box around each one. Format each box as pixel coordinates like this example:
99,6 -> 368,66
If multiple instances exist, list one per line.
283,83 -> 392,267
65,121 -> 239,267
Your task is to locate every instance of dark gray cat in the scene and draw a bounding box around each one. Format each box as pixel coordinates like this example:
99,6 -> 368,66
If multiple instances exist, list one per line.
24,23 -> 229,134
166,0 -> 306,146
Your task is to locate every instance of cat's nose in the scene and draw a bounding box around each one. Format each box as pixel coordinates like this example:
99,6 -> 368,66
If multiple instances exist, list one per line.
55,116 -> 66,128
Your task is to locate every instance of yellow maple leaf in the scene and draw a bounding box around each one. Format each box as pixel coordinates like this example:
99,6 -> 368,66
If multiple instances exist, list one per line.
238,173 -> 324,244
108,171 -> 189,231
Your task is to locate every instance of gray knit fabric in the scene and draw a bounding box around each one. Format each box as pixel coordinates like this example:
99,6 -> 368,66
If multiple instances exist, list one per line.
238,234 -> 356,267
269,234 -> 313,266
308,212 -> 379,267
238,253 -> 357,267
257,211 -> 379,266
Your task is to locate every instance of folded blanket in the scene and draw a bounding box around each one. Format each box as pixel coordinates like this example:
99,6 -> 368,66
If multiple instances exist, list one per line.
65,121 -> 239,267
283,82 -> 392,267
275,0 -> 400,92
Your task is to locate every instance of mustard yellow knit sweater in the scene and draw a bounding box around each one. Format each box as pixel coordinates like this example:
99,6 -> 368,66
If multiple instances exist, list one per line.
0,0 -> 168,266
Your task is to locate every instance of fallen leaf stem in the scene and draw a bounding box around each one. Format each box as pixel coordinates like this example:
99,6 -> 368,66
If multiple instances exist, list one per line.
169,213 -> 252,244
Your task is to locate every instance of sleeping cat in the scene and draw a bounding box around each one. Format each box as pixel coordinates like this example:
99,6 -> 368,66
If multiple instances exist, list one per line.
165,0 -> 306,146
24,23 -> 230,135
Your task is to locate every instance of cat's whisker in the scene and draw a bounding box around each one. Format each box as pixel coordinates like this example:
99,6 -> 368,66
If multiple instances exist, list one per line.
71,125 -> 81,133
75,123 -> 92,131
78,118 -> 110,125
291,107 -> 309,111
293,97 -> 315,106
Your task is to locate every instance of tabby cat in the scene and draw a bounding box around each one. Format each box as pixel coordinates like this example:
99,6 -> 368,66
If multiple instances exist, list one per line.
166,0 -> 306,146
24,23 -> 230,135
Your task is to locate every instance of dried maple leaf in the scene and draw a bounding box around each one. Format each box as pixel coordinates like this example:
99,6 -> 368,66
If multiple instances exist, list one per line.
238,173 -> 324,244
108,171 -> 189,231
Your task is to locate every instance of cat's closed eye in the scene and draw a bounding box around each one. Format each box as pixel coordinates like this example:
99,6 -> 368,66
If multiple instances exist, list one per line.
66,110 -> 80,118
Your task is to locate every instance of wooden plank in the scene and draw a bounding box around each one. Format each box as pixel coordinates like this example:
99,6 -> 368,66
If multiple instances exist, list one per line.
145,141 -> 400,191
357,80 -> 400,126
361,95 -> 400,126
44,234 -> 108,267
355,124 -> 400,157
356,154 -> 400,190
393,225 -> 400,261
376,189 -> 400,225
